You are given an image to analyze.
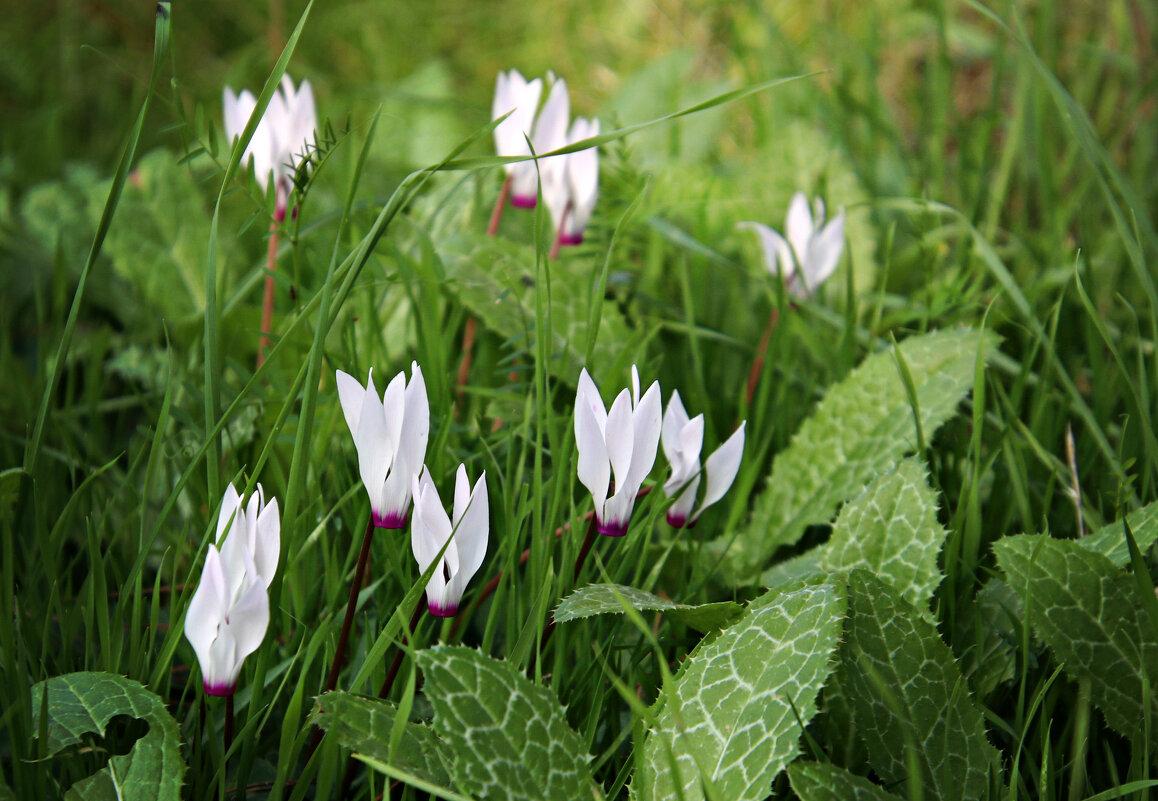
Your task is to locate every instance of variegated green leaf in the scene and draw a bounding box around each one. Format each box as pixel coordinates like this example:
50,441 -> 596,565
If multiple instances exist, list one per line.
313,692 -> 449,786
415,646 -> 598,801
1079,501 -> 1158,566
553,583 -> 742,633
955,579 -> 1023,698
994,534 -> 1158,739
761,458 -> 947,609
788,761 -> 905,801
635,581 -> 845,801
843,570 -> 1000,801
720,327 -> 996,583
31,672 -> 184,801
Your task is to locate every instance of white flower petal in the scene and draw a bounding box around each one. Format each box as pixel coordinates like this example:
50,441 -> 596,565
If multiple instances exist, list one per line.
575,391 -> 611,515
661,390 -> 690,464
254,496 -> 280,588
785,191 -> 813,266
693,421 -> 746,522
185,546 -> 228,682
625,380 -> 663,491
215,483 -> 242,545
453,470 -> 489,586
803,209 -> 845,292
737,222 -> 796,283
223,579 -> 270,666
668,474 -> 701,528
604,389 -> 635,490
335,369 -> 365,440
355,376 -> 391,516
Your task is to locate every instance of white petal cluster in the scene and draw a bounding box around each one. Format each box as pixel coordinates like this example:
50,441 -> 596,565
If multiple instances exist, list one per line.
574,366 -> 662,537
738,191 -> 845,297
492,71 -> 599,245
336,363 -> 430,529
661,391 -> 746,528
184,484 -> 280,696
411,466 -> 489,617
223,73 -> 318,208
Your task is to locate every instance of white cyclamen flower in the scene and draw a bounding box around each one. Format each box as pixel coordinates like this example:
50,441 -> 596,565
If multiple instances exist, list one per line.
184,483 -> 280,696
411,465 -> 489,617
661,391 -> 746,528
223,73 -> 318,210
737,191 -> 845,297
543,115 -> 600,246
574,366 -> 662,537
492,69 -> 544,207
336,363 -> 430,529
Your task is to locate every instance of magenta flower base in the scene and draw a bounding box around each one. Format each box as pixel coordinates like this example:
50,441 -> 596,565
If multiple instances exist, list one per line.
666,512 -> 687,529
511,194 -> 537,208
598,520 -> 629,537
373,511 -> 408,529
558,232 -> 584,246
203,681 -> 235,697
427,603 -> 458,618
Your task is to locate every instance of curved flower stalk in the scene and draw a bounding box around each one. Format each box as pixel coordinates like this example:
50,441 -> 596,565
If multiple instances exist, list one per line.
574,366 -> 662,537
184,483 -> 280,696
738,191 -> 845,297
492,69 -> 544,208
411,466 -> 489,617
661,391 -> 746,528
336,363 -> 430,529
223,73 -> 318,215
543,115 -> 600,249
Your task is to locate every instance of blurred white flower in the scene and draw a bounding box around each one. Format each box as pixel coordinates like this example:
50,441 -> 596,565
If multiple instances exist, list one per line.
574,366 -> 662,537
492,69 -> 544,207
543,115 -> 600,247
336,363 -> 430,529
661,391 -> 746,528
411,465 -> 489,617
738,191 -> 845,297
184,483 -> 280,696
223,73 -> 317,213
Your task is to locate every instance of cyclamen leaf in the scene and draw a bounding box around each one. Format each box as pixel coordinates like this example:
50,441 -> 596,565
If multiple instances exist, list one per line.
761,458 -> 947,609
31,672 -> 184,801
312,692 -> 450,786
842,570 -> 1000,801
787,761 -> 905,801
1079,500 -> 1158,566
994,534 -> 1158,739
553,583 -> 743,633
954,579 -> 1024,698
415,646 -> 597,801
721,327 -> 996,583
635,581 -> 845,801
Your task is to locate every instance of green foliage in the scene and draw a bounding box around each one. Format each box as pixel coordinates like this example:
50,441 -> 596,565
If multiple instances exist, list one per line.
722,327 -> 996,583
842,570 -> 1000,801
787,761 -> 905,801
30,672 -> 183,801
761,457 -> 948,609
635,580 -> 845,801
313,691 -> 450,786
415,645 -> 599,801
553,582 -> 742,633
955,579 -> 1023,699
1079,500 -> 1158,567
994,534 -> 1158,741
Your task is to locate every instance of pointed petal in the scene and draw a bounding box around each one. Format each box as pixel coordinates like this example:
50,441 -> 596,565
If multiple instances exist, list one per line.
661,390 -> 690,463
380,369 -> 407,468
785,191 -> 813,266
575,369 -> 607,436
803,209 -> 845,292
410,471 -> 450,574
254,496 -> 280,588
664,414 -> 703,495
533,77 -> 570,156
452,463 -> 470,526
355,374 -> 391,516
575,394 -> 610,515
223,580 -> 270,665
335,369 -> 365,440
215,483 -> 242,545
625,381 -> 663,491
397,362 -> 430,479
736,222 -> 796,282
693,421 -> 747,522
604,389 -> 635,490
453,471 -> 489,585
630,364 -> 641,408
667,474 -> 701,528
564,118 -> 599,237
184,546 -> 227,680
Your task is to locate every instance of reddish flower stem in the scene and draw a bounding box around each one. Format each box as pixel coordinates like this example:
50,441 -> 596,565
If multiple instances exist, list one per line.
744,306 -> 780,406
487,175 -> 511,236
256,203 -> 287,369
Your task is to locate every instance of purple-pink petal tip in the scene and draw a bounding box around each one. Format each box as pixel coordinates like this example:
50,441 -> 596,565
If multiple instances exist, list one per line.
203,681 -> 235,697
558,232 -> 584,246
597,520 -> 629,538
427,603 -> 458,618
511,195 -> 537,209
666,512 -> 687,529
373,510 -> 408,529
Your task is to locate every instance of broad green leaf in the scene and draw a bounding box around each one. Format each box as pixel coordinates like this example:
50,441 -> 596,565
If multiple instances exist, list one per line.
1080,501 -> 1158,566
788,761 -> 905,801
721,327 -> 997,583
761,458 -> 947,609
31,672 -> 183,801
842,570 -> 1000,801
553,583 -> 743,633
312,691 -> 449,786
994,534 -> 1158,739
636,581 -> 845,801
415,646 -> 598,801
437,231 -> 640,385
